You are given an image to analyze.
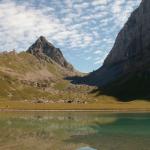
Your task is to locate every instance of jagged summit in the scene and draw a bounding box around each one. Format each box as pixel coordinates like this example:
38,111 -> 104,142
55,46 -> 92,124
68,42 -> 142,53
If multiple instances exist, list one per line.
27,36 -> 74,71
35,36 -> 54,47
38,35 -> 47,41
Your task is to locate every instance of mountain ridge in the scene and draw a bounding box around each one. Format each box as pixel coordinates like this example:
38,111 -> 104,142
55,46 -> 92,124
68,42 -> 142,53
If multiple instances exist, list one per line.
27,36 -> 74,71
0,37 -> 95,103
85,0 -> 150,99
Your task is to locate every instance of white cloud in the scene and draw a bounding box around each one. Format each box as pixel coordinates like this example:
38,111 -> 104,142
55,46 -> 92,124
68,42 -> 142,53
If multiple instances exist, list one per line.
94,59 -> 103,65
93,50 -> 102,54
85,56 -> 92,60
92,0 -> 107,6
94,51 -> 108,65
83,36 -> 93,45
0,0 -> 93,51
0,1 -> 62,50
112,0 -> 125,14
111,0 -> 141,27
0,0 -> 142,72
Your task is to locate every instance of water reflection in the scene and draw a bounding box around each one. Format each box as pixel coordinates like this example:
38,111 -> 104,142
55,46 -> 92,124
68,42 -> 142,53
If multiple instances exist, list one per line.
77,146 -> 97,150
0,112 -> 149,150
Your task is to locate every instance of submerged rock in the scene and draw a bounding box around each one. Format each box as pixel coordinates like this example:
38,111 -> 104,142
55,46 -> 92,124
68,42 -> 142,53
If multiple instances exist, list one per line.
77,147 -> 97,150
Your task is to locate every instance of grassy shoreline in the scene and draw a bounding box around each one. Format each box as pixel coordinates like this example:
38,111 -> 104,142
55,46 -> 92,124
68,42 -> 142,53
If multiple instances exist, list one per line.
1,109 -> 150,113
0,100 -> 150,112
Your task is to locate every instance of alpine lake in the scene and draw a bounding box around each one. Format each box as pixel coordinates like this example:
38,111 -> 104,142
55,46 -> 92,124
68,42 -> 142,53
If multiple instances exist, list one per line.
0,111 -> 149,150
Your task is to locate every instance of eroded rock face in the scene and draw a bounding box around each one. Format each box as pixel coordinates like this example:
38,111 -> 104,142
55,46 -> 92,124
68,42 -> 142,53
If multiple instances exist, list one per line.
27,36 -> 74,71
88,0 -> 150,96
104,0 -> 150,66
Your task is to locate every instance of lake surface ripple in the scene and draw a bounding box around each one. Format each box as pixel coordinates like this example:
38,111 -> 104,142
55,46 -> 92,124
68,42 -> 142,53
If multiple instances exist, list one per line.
0,112 -> 149,150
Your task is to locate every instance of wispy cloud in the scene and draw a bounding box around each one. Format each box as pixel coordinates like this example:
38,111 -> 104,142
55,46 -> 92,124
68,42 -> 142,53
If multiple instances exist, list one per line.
92,0 -> 107,6
0,0 -> 141,72
0,0 -> 88,51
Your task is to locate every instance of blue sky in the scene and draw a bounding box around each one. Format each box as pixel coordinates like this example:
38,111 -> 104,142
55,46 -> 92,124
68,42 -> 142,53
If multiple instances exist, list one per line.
0,0 -> 141,72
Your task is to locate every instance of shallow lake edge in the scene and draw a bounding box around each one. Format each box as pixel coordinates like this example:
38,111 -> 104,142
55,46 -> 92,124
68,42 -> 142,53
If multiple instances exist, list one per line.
1,109 -> 150,113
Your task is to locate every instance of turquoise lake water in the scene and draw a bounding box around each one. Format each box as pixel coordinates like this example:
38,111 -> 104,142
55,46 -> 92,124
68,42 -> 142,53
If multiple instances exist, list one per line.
0,112 -> 149,150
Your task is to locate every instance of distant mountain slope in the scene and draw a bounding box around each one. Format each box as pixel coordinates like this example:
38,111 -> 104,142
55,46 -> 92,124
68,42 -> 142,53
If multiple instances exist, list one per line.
87,0 -> 150,98
0,38 -> 95,103
0,51 -> 64,100
27,36 -> 74,71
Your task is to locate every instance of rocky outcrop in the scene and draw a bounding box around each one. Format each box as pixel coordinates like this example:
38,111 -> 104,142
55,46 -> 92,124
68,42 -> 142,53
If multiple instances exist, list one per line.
87,0 -> 150,98
27,36 -> 74,71
104,0 -> 150,66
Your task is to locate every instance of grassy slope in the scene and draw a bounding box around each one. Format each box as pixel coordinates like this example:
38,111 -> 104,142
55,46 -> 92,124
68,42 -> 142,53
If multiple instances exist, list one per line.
0,52 -> 96,102
0,51 -> 150,110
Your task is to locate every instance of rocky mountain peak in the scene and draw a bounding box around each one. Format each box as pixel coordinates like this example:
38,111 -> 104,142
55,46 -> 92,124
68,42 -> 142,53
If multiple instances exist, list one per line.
86,0 -> 150,97
27,36 -> 74,71
104,0 -> 149,66
35,36 -> 53,47
38,35 -> 47,41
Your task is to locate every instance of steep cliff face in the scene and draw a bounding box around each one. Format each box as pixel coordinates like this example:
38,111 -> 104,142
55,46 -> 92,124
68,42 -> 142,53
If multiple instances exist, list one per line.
88,0 -> 150,97
104,0 -> 150,66
27,36 -> 74,71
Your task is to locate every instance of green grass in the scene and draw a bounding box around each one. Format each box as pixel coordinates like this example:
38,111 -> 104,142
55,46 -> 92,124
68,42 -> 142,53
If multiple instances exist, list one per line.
0,52 -> 61,75
54,80 -> 69,90
0,51 -> 150,111
0,99 -> 150,111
